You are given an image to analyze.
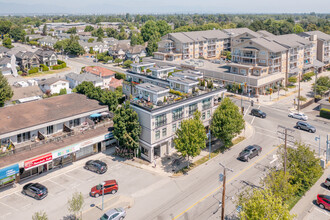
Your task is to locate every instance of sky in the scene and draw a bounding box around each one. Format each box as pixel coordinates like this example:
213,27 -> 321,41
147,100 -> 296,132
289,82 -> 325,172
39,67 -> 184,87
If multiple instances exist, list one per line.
0,0 -> 329,14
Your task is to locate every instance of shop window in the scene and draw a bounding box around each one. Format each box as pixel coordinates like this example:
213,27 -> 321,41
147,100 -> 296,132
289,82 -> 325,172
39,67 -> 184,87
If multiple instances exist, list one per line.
47,125 -> 54,135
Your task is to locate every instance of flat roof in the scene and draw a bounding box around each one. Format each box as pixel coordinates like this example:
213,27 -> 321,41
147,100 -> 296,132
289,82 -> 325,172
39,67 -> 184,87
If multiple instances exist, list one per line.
0,93 -> 107,136
136,82 -> 169,94
167,76 -> 199,85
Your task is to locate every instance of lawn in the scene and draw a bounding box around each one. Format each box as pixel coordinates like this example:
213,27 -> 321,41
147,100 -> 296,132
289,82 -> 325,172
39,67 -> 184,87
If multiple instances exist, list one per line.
22,67 -> 71,78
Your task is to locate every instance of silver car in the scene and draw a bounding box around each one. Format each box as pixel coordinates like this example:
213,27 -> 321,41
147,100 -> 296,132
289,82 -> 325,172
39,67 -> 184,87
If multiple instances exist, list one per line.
288,112 -> 308,121
324,175 -> 330,190
100,208 -> 126,220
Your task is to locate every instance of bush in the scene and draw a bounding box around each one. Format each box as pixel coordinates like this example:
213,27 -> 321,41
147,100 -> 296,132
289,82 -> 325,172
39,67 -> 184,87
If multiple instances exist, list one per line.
28,67 -> 39,74
298,96 -> 307,102
320,108 -> 330,119
115,72 -> 126,80
52,60 -> 66,70
40,64 -> 49,71
302,72 -> 315,82
59,88 -> 67,95
18,71 -> 23,75
170,89 -> 183,96
146,69 -> 151,73
123,60 -> 133,68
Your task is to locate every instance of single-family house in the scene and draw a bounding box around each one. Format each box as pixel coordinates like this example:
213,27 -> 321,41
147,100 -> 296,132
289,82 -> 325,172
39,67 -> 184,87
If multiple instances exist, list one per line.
109,78 -> 123,92
38,77 -> 69,94
65,72 -> 103,89
125,45 -> 147,63
34,49 -> 58,66
37,36 -> 58,48
84,66 -> 116,88
15,51 -> 40,70
0,57 -> 12,75
0,46 -> 9,58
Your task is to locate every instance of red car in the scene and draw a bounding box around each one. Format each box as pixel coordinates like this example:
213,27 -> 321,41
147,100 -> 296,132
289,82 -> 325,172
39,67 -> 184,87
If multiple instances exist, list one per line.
90,180 -> 118,198
317,194 -> 330,210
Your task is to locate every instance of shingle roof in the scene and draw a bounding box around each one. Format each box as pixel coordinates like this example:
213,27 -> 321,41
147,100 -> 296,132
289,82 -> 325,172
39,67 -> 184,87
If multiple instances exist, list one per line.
250,38 -> 287,52
268,34 -> 311,48
39,77 -> 68,86
34,49 -> 56,58
257,30 -> 275,37
223,28 -> 261,38
0,93 -> 107,136
66,72 -> 103,84
84,66 -> 116,77
182,30 -> 229,41
11,85 -> 43,101
0,57 -> 10,65
303,31 -> 330,41
168,33 -> 194,43
0,46 -> 9,53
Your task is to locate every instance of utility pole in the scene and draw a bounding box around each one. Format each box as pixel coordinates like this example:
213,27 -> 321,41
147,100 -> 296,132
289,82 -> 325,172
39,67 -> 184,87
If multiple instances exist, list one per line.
277,126 -> 295,175
297,72 -> 301,112
208,129 -> 211,160
315,135 -> 321,157
314,68 -> 318,102
219,163 -> 233,220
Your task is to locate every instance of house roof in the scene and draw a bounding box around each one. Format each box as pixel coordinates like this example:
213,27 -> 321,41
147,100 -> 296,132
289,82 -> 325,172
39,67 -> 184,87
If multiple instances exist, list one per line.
0,46 -> 9,53
250,38 -> 287,53
0,57 -> 11,65
66,72 -> 103,84
168,33 -> 194,43
223,28 -> 260,38
15,51 -> 36,59
181,30 -> 229,41
0,93 -> 107,136
37,36 -> 57,44
257,30 -> 275,38
109,78 -> 123,88
34,49 -> 56,58
268,34 -> 311,48
128,45 -> 146,54
301,31 -> 330,41
11,85 -> 43,101
168,76 -> 199,85
39,77 -> 68,86
84,66 -> 116,77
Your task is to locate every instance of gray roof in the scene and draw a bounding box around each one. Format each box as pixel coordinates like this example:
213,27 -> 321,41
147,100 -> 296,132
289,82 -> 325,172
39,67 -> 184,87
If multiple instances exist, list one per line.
250,38 -> 287,52
37,36 -> 57,44
39,77 -> 68,86
35,49 -> 56,58
302,31 -> 330,41
182,30 -> 229,41
136,82 -> 169,93
257,30 -> 275,37
0,57 -> 10,65
15,51 -> 36,59
223,28 -> 261,38
168,33 -> 194,43
0,46 -> 9,54
149,65 -> 175,71
172,70 -> 203,79
167,76 -> 199,85
268,34 -> 311,48
7,47 -> 30,56
66,72 -> 103,84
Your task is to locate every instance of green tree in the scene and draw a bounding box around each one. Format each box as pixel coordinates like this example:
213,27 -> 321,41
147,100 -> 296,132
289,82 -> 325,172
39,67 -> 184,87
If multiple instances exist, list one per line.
87,38 -> 95,43
64,35 -> 85,55
238,189 -> 295,220
106,28 -> 119,39
89,47 -> 94,54
32,211 -> 48,220
67,192 -> 84,220
146,34 -> 160,56
84,25 -> 94,32
0,20 -> 12,35
314,76 -> 330,96
92,27 -> 104,38
53,39 -> 68,52
67,27 -> 77,34
114,58 -> 122,66
288,76 -> 297,85
211,97 -> 245,147
293,24 -> 304,33
141,20 -> 160,42
0,73 -> 13,107
174,111 -> 207,168
123,60 -> 133,68
97,36 -> 103,42
100,90 -> 118,112
59,88 -> 67,95
2,38 -> 13,49
113,102 -> 141,150
9,26 -> 26,42
156,20 -> 172,36
42,24 -> 47,36
130,32 -> 144,46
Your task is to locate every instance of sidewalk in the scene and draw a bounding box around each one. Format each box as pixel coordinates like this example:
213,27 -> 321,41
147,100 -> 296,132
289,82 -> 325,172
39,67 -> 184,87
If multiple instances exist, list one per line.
290,167 -> 330,220
123,121 -> 254,177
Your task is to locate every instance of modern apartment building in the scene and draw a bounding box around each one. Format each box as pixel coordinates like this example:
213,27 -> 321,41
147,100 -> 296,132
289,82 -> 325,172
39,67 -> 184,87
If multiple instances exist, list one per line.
154,30 -> 229,61
124,63 -> 225,162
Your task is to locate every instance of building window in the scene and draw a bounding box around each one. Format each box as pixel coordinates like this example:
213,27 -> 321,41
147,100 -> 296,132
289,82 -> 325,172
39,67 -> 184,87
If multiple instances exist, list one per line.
172,123 -> 177,133
62,83 -> 66,86
189,103 -> 198,115
17,132 -> 31,143
53,84 -> 57,87
141,147 -> 148,156
202,98 -> 211,110
162,128 -> 167,137
155,114 -> 167,128
207,110 -> 211,119
202,112 -> 206,120
178,121 -> 182,128
259,59 -> 266,63
155,130 -> 160,140
47,125 -> 54,135
172,107 -> 183,121
74,118 -> 80,127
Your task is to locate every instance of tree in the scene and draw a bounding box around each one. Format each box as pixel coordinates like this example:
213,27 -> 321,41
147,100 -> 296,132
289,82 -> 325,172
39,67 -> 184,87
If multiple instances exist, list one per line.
314,76 -> 330,96
88,38 -> 95,43
238,188 -> 295,220
123,60 -> 133,68
130,32 -> 144,46
156,20 -> 172,36
0,20 -> 12,35
2,38 -> 13,49
92,27 -> 104,38
9,26 -> 26,42
174,111 -> 207,168
53,39 -> 68,52
67,27 -> 77,34
84,25 -> 94,32
0,73 -> 13,107
42,24 -> 47,36
288,76 -> 297,85
113,102 -> 141,150
67,192 -> 84,220
59,88 -> 67,95
97,36 -> 103,42
89,47 -> 94,54
141,20 -> 160,42
64,35 -> 85,55
146,34 -> 160,56
32,211 -> 48,220
211,97 -> 245,147
293,24 -> 304,33
114,58 -> 122,66
100,90 -> 118,112
106,28 -> 119,39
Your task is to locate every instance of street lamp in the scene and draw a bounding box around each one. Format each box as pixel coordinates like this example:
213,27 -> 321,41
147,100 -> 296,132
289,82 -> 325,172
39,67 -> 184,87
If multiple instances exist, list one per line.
101,181 -> 105,210
207,130 -> 212,160
315,135 -> 321,157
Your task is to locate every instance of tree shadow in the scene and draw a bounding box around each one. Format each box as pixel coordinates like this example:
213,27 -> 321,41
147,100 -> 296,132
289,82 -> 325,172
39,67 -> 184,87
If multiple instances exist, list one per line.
62,214 -> 76,220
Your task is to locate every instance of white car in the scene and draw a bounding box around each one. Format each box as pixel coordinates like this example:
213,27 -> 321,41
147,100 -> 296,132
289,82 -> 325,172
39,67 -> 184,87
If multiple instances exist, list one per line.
288,112 -> 308,121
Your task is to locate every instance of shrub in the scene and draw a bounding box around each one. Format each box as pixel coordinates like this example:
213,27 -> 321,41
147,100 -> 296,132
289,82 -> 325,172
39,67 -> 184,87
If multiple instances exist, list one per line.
59,88 -> 67,95
146,69 -> 151,73
18,71 -> 23,75
170,89 -> 183,96
298,96 -> 307,102
52,60 -> 66,70
40,64 -> 49,72
123,60 -> 133,68
174,97 -> 182,101
301,72 -> 315,82
115,72 -> 126,80
28,67 -> 39,74
320,108 -> 330,119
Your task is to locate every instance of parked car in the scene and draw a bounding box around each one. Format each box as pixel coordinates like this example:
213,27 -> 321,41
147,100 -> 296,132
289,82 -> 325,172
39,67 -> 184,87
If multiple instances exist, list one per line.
90,180 -> 118,197
317,194 -> 330,210
99,207 -> 126,220
288,112 -> 308,121
295,121 -> 316,133
238,145 -> 262,162
251,109 -> 266,118
84,160 -> 108,174
22,183 -> 48,200
324,175 -> 330,190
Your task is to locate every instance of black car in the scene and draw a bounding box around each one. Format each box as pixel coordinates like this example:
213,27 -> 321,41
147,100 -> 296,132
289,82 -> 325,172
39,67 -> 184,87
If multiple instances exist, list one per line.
84,160 -> 108,174
238,145 -> 262,162
295,121 -> 316,133
22,183 -> 48,200
251,109 -> 266,118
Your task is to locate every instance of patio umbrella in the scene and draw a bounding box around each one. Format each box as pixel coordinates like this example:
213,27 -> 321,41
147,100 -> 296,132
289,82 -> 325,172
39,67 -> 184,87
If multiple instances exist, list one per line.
90,113 -> 102,118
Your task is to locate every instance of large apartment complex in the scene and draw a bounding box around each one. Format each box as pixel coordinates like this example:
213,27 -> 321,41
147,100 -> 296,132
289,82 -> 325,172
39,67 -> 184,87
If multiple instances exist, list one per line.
123,63 -> 225,162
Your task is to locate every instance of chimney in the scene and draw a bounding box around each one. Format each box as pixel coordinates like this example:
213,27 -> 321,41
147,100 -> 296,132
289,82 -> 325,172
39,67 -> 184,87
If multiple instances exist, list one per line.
310,35 -> 317,41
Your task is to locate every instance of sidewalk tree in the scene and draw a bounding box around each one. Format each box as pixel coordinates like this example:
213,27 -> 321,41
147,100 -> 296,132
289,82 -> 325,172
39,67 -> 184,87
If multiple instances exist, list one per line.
0,72 -> 13,107
32,211 -> 48,220
314,76 -> 330,96
114,58 -> 122,66
113,102 -> 141,150
237,188 -> 295,220
174,111 -> 207,168
211,97 -> 245,147
67,192 -> 84,220
123,60 -> 133,68
288,76 -> 297,85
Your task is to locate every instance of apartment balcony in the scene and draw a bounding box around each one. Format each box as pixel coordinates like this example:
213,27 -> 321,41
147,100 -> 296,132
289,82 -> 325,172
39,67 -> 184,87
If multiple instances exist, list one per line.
207,47 -> 216,51
241,54 -> 256,58
207,53 -> 216,58
183,49 -> 190,54
290,56 -> 298,62
208,41 -> 216,46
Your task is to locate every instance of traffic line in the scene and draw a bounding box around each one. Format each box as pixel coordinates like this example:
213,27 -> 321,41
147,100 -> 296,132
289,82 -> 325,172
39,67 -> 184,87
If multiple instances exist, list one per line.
172,145 -> 280,220
250,105 -> 260,125
0,201 -> 19,211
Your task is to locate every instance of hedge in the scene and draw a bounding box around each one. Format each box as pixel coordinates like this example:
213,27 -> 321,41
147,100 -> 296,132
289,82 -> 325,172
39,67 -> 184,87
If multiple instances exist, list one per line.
52,60 -> 67,70
28,67 -> 39,74
320,108 -> 330,119
40,64 -> 49,71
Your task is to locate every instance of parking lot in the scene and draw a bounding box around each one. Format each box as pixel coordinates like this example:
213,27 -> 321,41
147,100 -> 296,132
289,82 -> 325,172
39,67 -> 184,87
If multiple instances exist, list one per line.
0,152 -> 166,220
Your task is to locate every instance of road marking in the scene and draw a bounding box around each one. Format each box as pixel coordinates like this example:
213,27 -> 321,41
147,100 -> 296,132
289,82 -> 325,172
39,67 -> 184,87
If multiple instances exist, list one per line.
253,126 -> 278,134
250,105 -> 261,125
269,155 -> 278,164
255,132 -> 278,139
172,145 -> 280,220
315,207 -> 330,216
0,201 -> 19,211
244,105 -> 250,117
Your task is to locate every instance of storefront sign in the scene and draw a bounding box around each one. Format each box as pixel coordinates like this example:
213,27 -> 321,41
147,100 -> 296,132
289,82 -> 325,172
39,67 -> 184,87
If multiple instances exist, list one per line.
24,153 -> 53,170
0,164 -> 19,180
52,144 -> 80,159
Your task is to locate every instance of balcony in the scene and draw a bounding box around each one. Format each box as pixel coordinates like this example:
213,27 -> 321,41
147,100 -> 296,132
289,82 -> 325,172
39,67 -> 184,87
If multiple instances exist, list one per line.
241,54 -> 256,58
